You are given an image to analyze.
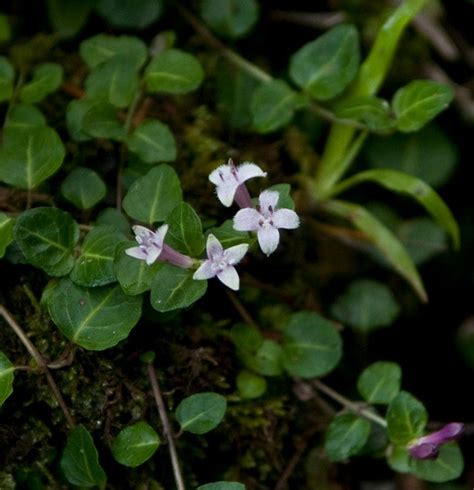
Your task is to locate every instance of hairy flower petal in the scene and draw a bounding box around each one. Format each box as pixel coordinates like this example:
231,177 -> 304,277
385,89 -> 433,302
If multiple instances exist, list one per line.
273,209 -> 300,229
257,226 -> 280,256
217,266 -> 240,290
206,233 -> 224,260
258,190 -> 279,212
224,243 -> 249,265
233,208 -> 261,231
193,260 -> 215,280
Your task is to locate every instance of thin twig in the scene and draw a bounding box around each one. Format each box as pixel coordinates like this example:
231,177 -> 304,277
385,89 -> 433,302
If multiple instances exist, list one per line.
226,290 -> 258,329
0,305 -> 75,428
147,364 -> 186,490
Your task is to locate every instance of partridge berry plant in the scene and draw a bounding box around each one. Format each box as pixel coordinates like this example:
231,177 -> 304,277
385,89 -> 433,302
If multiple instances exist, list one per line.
0,0 -> 468,488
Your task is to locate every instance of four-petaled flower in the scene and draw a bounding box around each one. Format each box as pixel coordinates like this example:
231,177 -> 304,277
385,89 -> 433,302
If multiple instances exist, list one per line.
125,224 -> 168,265
193,234 -> 248,290
408,422 -> 464,460
233,190 -> 299,256
209,159 -> 267,207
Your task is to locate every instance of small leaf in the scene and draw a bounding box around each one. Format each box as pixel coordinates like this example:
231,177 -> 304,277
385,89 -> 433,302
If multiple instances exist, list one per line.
333,96 -> 395,131
393,80 -> 454,132
409,443 -> 464,483
80,34 -> 148,69
266,183 -> 295,210
19,63 -> 63,104
71,226 -> 126,287
14,207 -> 79,276
126,119 -> 177,163
0,351 -> 14,407
0,56 -> 14,103
330,279 -> 400,332
386,391 -> 427,445
111,422 -> 160,468
0,126 -> 65,189
281,311 -> 342,378
145,48 -> 204,94
6,104 -> 47,128
209,220 -> 252,249
323,200 -> 427,301
200,0 -> 259,39
46,0 -> 95,38
198,484 -> 245,490
96,0 -> 163,29
166,203 -> 205,256
60,425 -> 107,488
289,24 -> 360,100
150,264 -> 207,313
0,212 -> 14,258
387,445 -> 411,473
96,208 -> 130,235
324,413 -> 371,462
231,323 -> 263,353
61,167 -> 107,210
251,79 -> 298,133
48,278 -> 142,350
122,164 -> 182,225
240,339 -> 284,376
66,98 -> 95,142
236,370 -> 267,399
357,361 -> 402,404
81,100 -> 125,141
176,392 -> 227,434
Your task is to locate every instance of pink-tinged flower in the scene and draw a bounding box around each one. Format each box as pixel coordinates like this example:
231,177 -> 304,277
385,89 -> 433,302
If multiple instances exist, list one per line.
193,234 -> 248,290
233,190 -> 300,256
126,225 -> 193,268
408,422 -> 464,460
209,159 -> 267,208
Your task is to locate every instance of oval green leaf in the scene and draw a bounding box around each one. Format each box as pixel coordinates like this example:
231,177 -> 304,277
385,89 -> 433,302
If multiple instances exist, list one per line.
357,361 -> 402,404
281,311 -> 342,378
176,392 -> 227,435
145,48 -> 204,94
48,278 -> 142,350
19,63 -> 63,104
166,202 -> 205,256
14,207 -> 79,276
61,166 -> 106,210
198,484 -> 245,490
0,56 -> 14,103
0,212 -> 14,258
334,95 -> 395,131
0,351 -> 14,407
81,100 -> 125,141
409,443 -> 464,483
96,0 -> 163,29
111,421 -> 160,467
236,370 -> 267,400
6,104 -> 47,128
60,425 -> 107,488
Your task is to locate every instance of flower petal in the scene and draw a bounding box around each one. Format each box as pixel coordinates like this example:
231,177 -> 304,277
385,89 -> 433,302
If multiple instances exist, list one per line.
237,162 -> 267,183
193,260 -> 216,280
132,225 -> 154,244
208,164 -> 233,185
206,233 -> 223,260
216,180 -> 239,207
258,190 -> 279,212
257,226 -> 280,256
224,243 -> 249,265
217,266 -> 240,290
273,209 -> 300,229
125,246 -> 148,261
417,423 -> 464,446
408,443 -> 439,460
233,208 -> 261,231
145,246 -> 162,265
153,224 -> 169,247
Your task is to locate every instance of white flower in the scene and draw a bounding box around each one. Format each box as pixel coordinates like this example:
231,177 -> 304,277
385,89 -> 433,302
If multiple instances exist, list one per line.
125,224 -> 168,265
193,234 -> 248,290
233,190 -> 299,256
209,159 -> 267,207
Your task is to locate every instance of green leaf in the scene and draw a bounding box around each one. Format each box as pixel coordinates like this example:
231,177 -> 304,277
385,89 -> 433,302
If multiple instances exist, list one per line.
14,207 -> 79,276
19,63 -> 63,104
0,212 -> 14,258
323,200 -> 426,301
80,34 -> 148,69
150,264 -> 207,313
81,100 -> 125,141
250,79 -> 298,133
166,203 -> 205,256
60,425 -> 107,488
332,169 -> 459,249
266,183 -> 295,210
236,370 -> 267,399
0,56 -> 14,103
46,0 -> 95,38
0,14 -> 11,43
0,351 -> 14,407
357,361 -> 402,404
114,241 -> 162,295
61,167 -> 107,210
48,278 -> 142,350
200,0 -> 259,39
66,98 -> 94,142
0,126 -> 65,189
145,49 -> 204,94
209,220 -> 252,249
122,164 -> 182,225
111,422 -> 160,468
198,484 -> 245,490
126,119 -> 177,163
410,443 -> 464,483
365,125 -> 458,188
330,279 -> 400,332
176,392 -> 227,434
96,0 -> 163,29
387,445 -> 411,473
289,24 -> 360,101
281,311 -> 342,378
324,413 -> 371,462
386,391 -> 427,445
6,104 -> 47,128
241,340 -> 284,376
85,58 -> 139,108
231,323 -> 262,353
96,208 -> 130,235
333,95 -> 395,131
393,80 -> 454,132
71,226 -> 126,287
